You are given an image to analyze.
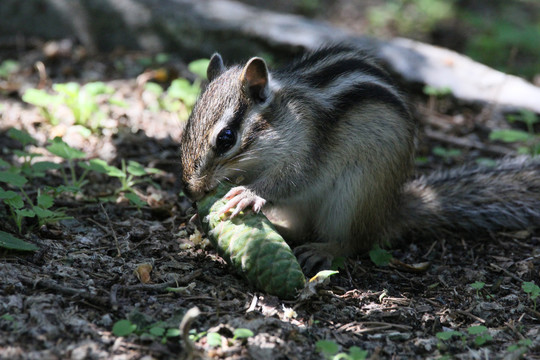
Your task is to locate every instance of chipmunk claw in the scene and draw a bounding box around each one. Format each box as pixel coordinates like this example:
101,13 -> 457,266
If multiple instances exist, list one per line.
220,186 -> 266,218
294,243 -> 334,276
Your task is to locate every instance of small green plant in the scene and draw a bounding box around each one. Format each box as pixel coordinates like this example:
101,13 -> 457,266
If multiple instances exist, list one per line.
507,338 -> 532,356
316,340 -> 368,360
53,81 -> 113,130
436,330 -> 464,342
522,281 -> 539,310
467,325 -> 492,346
190,328 -> 253,348
22,88 -> 60,125
46,137 -> 88,189
1,130 -> 72,232
232,328 -> 254,341
489,110 -> 540,155
0,171 -> 70,232
144,58 -> 209,120
437,325 -> 493,349
369,244 -> 393,266
470,281 -> 485,297
112,319 -> 137,336
432,146 -> 462,163
206,332 -> 222,347
22,81 -> 115,131
0,59 -> 19,79
188,58 -> 210,79
81,159 -> 161,207
112,319 -> 181,344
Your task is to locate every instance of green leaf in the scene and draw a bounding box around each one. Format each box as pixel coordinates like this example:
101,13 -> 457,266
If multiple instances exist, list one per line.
369,245 -> 392,266
46,138 -> 86,160
31,161 -> 62,177
0,188 -> 20,200
13,150 -> 40,159
489,129 -> 532,143
125,192 -> 146,207
188,58 -> 210,79
165,328 -> 181,337
167,78 -> 199,107
436,330 -> 463,341
126,161 -> 147,176
33,206 -> 56,219
522,281 -> 540,298
474,334 -> 492,346
348,346 -> 368,360
149,326 -> 166,337
155,53 -> 170,64
72,125 -> 92,138
423,85 -> 452,97
432,146 -> 461,158
0,231 -> 38,251
83,81 -> 113,96
37,193 -> 54,209
467,325 -> 487,335
316,340 -> 339,356
233,328 -> 254,340
22,88 -> 58,108
0,171 -> 28,187
80,159 -> 125,177
1,191 -> 24,209
0,159 -> 10,169
206,332 -> 222,347
7,128 -> 36,146
0,314 -> 15,322
112,319 -> 137,337
0,59 -> 19,78
522,281 -> 537,293
15,208 -> 35,218
53,82 -> 80,98
109,98 -> 128,108
470,281 -> 485,290
144,82 -> 164,96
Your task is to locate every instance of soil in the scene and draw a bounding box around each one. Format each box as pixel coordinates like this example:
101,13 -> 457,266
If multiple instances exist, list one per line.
1,20 -> 539,360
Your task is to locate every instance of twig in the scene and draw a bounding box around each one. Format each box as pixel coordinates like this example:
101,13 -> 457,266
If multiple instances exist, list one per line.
334,321 -> 413,334
455,309 -> 486,323
179,307 -> 203,360
100,203 -> 121,257
424,128 -> 515,156
489,263 -> 524,283
18,274 -> 110,308
109,269 -> 203,309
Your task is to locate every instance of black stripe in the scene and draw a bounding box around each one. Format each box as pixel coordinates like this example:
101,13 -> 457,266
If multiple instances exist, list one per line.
229,101 -> 248,131
302,58 -> 395,88
331,83 -> 410,121
284,45 -> 357,73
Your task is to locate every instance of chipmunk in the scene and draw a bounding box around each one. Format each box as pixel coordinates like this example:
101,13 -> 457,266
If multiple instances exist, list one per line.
179,45 -> 540,273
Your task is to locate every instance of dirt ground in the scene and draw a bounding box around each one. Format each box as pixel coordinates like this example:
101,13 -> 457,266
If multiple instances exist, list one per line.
1,13 -> 540,360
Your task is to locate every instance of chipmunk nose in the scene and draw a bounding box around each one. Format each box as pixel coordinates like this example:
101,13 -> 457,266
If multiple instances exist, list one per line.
181,183 -> 206,203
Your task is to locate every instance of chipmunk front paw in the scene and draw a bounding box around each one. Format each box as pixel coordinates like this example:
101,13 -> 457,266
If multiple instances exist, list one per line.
219,186 -> 266,218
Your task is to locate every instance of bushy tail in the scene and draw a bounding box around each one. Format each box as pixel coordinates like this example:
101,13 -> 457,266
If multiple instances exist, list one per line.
394,156 -> 540,240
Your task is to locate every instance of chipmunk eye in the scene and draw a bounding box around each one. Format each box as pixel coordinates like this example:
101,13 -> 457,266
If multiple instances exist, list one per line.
215,127 -> 236,155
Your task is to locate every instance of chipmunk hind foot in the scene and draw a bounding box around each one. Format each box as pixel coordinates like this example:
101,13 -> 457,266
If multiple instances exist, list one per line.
294,242 -> 342,276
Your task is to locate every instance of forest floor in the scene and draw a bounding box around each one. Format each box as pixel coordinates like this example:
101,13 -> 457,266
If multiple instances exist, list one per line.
1,15 -> 540,360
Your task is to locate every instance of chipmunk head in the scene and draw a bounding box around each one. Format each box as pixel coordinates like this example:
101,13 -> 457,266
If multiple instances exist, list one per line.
180,53 -> 274,201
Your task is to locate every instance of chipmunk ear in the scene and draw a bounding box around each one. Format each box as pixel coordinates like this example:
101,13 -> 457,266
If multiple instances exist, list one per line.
241,57 -> 270,104
207,53 -> 225,82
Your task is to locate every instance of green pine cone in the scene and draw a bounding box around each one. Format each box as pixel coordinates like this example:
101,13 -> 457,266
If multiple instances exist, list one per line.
197,184 -> 306,299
